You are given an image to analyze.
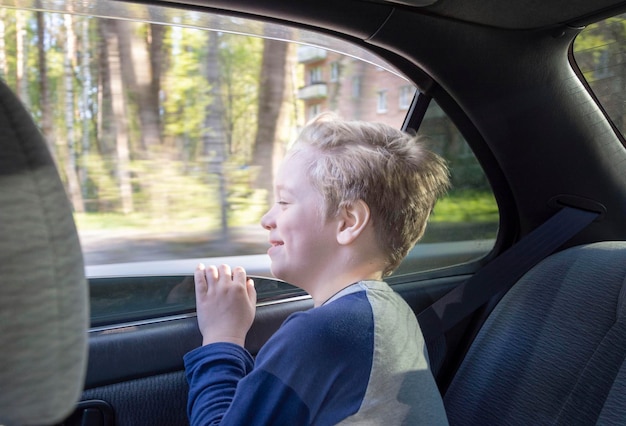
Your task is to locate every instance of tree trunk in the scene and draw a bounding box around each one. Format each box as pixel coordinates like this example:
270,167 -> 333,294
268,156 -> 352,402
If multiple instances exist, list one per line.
125,21 -> 168,217
127,22 -> 163,151
105,19 -> 134,214
148,23 -> 164,134
204,29 -> 229,239
252,30 -> 290,205
96,21 -> 114,157
36,10 -> 55,160
63,14 -> 85,213
80,17 -> 92,204
16,10 -> 29,105
0,9 -> 8,79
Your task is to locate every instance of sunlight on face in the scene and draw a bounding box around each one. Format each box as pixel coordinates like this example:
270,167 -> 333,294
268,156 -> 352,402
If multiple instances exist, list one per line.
260,149 -> 340,288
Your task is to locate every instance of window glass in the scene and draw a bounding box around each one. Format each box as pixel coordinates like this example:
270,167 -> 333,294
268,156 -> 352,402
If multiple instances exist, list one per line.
352,76 -> 362,98
394,100 -> 498,275
573,14 -> 626,144
2,0 -> 497,326
399,85 -> 415,110
308,103 -> 322,120
377,90 -> 388,113
308,66 -> 323,84
330,61 -> 339,82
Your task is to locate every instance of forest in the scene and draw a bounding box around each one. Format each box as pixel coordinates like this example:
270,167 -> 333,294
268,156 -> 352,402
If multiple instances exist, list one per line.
0,6 -> 299,242
7,5 -> 622,261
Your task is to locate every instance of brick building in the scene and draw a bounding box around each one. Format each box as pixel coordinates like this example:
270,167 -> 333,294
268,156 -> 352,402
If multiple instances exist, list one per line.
296,46 -> 416,127
295,45 -> 483,190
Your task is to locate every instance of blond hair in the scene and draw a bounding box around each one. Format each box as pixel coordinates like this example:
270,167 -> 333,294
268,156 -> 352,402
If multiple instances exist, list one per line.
289,113 -> 450,276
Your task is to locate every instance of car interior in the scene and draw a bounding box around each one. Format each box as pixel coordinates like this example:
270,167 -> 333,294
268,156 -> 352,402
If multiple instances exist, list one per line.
1,0 -> 626,425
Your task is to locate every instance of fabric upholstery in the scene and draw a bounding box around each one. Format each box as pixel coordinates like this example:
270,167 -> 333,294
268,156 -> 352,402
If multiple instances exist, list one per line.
598,356 -> 626,425
0,79 -> 88,425
444,241 -> 626,425
81,371 -> 189,426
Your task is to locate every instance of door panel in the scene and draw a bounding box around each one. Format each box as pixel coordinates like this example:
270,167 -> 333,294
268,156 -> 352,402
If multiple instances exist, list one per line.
65,275 -> 465,425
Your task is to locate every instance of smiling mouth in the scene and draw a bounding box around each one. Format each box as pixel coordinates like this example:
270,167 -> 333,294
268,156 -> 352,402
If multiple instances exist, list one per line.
268,241 -> 283,255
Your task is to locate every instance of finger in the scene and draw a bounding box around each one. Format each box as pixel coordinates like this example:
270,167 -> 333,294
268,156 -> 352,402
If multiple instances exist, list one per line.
194,263 -> 207,298
232,266 -> 247,284
217,264 -> 232,283
246,278 -> 257,306
205,264 -> 219,283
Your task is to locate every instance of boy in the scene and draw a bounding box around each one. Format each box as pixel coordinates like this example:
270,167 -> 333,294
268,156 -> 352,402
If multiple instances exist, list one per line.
184,113 -> 450,425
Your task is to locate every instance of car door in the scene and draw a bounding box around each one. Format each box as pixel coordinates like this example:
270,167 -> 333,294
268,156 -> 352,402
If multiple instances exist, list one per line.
0,2 -> 498,425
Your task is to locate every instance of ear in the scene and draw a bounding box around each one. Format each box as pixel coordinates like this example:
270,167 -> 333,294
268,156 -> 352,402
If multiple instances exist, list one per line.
336,199 -> 371,245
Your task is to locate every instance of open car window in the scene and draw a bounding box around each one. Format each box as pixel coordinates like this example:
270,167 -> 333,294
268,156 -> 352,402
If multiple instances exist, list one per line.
1,0 -> 498,327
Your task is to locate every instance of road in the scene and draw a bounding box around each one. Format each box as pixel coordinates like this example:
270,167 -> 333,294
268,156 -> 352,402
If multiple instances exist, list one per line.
79,225 -> 269,266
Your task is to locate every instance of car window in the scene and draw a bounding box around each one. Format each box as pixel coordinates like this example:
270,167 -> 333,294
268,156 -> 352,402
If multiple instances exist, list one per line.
572,14 -> 626,146
1,0 -> 497,327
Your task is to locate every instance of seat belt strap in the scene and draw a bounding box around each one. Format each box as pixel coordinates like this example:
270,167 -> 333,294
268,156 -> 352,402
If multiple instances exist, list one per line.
417,206 -> 600,342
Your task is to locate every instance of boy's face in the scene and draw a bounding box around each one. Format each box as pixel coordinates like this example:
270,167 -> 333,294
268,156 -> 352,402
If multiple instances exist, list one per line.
260,148 -> 341,288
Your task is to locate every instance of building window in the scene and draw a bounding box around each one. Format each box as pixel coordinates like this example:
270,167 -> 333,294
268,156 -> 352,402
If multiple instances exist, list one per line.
399,85 -> 415,110
330,61 -> 339,82
308,103 -> 322,120
377,90 -> 388,113
308,67 -> 323,84
352,76 -> 361,98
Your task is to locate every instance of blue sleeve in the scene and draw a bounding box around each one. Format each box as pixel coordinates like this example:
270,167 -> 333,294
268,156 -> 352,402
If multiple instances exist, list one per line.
184,293 -> 375,425
254,298 -> 374,424
184,342 -> 311,426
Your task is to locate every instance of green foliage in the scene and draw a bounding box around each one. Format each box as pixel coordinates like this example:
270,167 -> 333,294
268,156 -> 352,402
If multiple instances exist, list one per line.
431,190 -> 498,223
75,160 -> 268,235
572,17 -> 622,81
76,187 -> 498,234
447,157 -> 490,191
82,152 -> 122,212
572,14 -> 626,136
162,26 -> 210,151
226,164 -> 267,226
219,33 -> 263,158
3,7 -> 505,252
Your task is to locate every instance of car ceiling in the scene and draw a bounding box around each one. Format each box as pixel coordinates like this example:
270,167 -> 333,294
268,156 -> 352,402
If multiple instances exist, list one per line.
409,0 -> 626,30
165,0 -> 626,32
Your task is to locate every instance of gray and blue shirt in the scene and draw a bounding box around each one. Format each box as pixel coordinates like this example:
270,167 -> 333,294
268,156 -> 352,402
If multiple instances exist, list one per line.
184,280 -> 448,425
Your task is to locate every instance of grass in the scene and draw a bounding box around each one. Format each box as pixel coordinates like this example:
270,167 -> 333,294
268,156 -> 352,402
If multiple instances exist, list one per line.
74,190 -> 498,234
74,212 -> 219,234
431,190 -> 498,223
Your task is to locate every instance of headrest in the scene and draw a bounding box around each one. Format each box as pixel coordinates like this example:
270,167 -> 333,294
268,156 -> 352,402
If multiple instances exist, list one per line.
0,79 -> 88,425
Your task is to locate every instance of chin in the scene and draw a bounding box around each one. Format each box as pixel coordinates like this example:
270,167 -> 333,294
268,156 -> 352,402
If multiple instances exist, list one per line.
270,264 -> 285,281
271,265 -> 300,288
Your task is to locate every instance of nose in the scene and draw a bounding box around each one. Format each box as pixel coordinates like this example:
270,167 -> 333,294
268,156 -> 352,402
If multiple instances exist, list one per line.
260,205 -> 276,230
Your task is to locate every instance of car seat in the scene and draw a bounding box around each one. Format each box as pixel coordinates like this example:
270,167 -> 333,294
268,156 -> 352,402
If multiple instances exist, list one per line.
0,78 -> 88,425
444,241 -> 626,424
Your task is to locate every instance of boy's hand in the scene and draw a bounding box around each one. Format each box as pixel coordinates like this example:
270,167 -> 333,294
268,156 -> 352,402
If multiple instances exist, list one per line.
194,263 -> 256,347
